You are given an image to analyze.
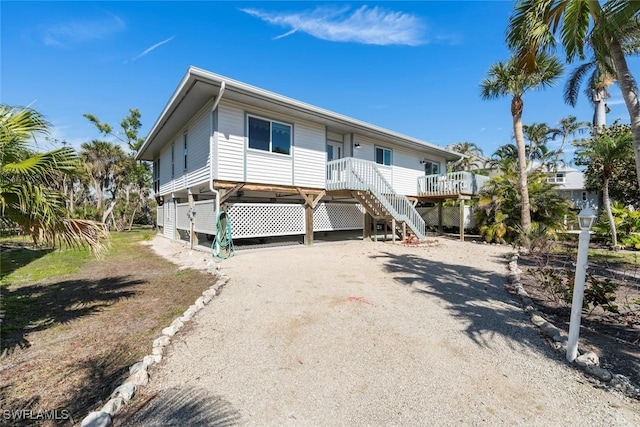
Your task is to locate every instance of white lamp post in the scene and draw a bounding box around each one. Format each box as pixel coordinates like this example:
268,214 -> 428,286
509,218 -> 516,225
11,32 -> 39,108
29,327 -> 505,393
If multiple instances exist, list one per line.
566,206 -> 597,362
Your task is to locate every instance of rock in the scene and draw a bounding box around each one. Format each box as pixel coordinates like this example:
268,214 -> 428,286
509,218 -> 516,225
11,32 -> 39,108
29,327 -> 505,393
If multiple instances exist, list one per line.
203,289 -> 217,298
181,306 -> 197,321
111,382 -> 136,402
203,294 -> 213,304
101,397 -> 125,416
540,322 -> 560,338
143,354 -> 161,366
553,334 -> 567,343
152,346 -> 164,356
585,365 -> 612,382
81,411 -> 112,427
553,341 -> 567,352
195,297 -> 205,309
516,287 -> 528,297
162,325 -> 178,337
530,314 -> 546,327
153,335 -> 170,348
129,361 -> 146,375
575,351 -> 600,367
128,369 -> 149,386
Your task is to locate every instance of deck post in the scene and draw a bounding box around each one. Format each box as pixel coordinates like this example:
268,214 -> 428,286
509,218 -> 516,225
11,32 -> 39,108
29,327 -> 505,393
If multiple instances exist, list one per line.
373,218 -> 378,242
363,213 -> 372,240
392,218 -> 396,242
459,199 -> 465,242
305,204 -> 313,246
188,191 -> 195,249
438,201 -> 444,234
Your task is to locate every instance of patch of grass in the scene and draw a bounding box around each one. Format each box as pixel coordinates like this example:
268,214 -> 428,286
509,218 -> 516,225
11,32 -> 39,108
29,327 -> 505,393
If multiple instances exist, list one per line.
589,248 -> 640,267
0,232 -> 216,423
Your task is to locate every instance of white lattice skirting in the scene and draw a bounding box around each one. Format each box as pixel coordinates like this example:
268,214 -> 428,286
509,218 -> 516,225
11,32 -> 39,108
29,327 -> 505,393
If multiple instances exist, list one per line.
225,203 -> 364,239
156,206 -> 164,227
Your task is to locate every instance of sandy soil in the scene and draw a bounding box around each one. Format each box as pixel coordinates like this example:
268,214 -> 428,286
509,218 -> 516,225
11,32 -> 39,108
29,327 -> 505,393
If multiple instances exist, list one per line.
120,237 -> 640,426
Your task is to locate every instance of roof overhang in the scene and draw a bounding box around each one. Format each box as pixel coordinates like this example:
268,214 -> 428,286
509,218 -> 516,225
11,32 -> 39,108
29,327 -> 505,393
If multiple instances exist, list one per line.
137,66 -> 462,162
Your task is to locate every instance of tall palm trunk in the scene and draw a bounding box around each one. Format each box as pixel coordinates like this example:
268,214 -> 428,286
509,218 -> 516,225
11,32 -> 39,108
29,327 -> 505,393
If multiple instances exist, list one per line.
512,96 -> 532,244
592,87 -> 608,128
603,174 -> 617,247
607,37 -> 640,188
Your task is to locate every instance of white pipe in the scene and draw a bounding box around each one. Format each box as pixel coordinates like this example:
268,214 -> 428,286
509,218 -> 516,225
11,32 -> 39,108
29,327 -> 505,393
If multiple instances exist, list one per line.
209,81 -> 226,214
566,228 -> 591,362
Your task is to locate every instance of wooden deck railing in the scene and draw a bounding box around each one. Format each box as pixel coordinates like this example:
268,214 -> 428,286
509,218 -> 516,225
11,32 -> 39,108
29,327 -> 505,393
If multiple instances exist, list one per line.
417,172 -> 489,197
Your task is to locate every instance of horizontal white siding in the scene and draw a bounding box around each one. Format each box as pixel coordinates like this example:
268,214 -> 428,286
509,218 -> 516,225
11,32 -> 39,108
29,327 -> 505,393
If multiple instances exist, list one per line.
186,110 -> 210,187
293,121 -> 326,188
216,102 -> 245,181
246,150 -> 292,185
158,144 -> 173,195
393,147 -> 445,196
353,135 -> 392,186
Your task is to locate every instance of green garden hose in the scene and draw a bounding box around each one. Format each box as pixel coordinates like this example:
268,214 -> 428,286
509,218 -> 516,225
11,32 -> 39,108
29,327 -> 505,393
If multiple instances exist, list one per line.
212,210 -> 235,259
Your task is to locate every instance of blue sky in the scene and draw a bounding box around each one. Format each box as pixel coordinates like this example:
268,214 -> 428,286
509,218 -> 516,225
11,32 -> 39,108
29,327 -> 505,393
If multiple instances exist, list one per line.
3,1 -> 638,161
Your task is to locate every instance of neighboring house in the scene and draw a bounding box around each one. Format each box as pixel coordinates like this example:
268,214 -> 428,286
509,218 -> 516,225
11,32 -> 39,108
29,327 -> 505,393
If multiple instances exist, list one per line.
546,166 -> 599,209
137,67 -> 486,246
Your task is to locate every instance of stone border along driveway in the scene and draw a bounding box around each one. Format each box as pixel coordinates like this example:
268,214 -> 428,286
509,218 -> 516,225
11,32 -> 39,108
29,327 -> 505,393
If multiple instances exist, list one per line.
80,262 -> 230,427
507,251 -> 640,399
79,241 -> 640,426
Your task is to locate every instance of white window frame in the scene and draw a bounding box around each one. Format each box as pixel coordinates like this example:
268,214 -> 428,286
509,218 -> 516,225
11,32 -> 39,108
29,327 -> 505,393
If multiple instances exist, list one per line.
423,160 -> 440,176
247,114 -> 292,156
375,146 -> 392,166
547,173 -> 566,184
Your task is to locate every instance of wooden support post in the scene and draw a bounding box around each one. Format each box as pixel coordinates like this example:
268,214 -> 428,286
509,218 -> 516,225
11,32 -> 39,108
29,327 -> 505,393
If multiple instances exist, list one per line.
374,218 -> 378,242
392,218 -> 396,242
438,201 -> 444,235
459,199 -> 465,242
305,204 -> 313,246
363,213 -> 372,240
298,189 -> 325,246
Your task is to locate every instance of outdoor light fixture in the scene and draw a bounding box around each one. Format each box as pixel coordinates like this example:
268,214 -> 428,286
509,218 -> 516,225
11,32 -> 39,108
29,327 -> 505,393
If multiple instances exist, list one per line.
420,159 -> 427,164
567,205 -> 596,362
578,206 -> 597,230
354,143 -> 361,148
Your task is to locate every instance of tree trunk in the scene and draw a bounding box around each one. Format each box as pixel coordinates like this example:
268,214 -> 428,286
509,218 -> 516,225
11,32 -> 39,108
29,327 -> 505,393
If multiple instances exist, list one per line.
94,179 -> 103,211
102,200 -> 116,225
512,96 -> 532,247
603,176 -> 617,247
608,37 -> 640,189
593,89 -> 607,128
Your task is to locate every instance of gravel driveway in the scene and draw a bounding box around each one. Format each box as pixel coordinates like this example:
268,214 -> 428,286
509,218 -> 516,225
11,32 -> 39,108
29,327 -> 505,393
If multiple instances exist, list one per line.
122,238 -> 640,426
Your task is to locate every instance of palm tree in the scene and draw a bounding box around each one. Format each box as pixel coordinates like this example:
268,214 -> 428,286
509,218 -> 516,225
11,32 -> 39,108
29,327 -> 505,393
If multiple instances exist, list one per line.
0,105 -> 108,255
555,115 -> 590,154
446,141 -> 484,171
79,140 -> 126,211
523,122 -> 561,167
480,52 -> 564,244
564,60 -> 616,128
574,122 -> 633,248
507,0 -> 640,188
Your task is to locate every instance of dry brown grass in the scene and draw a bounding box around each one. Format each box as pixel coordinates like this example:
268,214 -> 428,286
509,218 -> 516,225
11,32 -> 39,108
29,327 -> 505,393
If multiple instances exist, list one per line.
0,232 -> 216,426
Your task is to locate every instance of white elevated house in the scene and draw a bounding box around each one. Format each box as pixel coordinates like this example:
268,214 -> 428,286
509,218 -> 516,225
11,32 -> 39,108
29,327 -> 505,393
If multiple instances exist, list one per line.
546,166 -> 599,209
137,67 -> 488,246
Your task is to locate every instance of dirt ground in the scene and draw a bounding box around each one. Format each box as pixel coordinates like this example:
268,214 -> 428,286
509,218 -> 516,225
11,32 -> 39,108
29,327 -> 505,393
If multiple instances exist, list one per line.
118,237 -> 640,426
0,235 -> 216,426
518,251 -> 640,386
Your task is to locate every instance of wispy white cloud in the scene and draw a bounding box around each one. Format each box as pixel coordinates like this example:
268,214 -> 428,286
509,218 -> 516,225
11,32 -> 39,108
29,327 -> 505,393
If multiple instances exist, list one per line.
607,98 -> 626,106
130,36 -> 175,62
241,5 -> 427,46
41,13 -> 125,47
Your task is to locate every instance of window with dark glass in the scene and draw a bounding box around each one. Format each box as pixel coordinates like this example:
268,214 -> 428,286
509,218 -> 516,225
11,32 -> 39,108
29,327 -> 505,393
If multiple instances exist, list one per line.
424,160 -> 439,175
153,159 -> 160,193
248,116 -> 291,155
375,147 -> 392,166
183,134 -> 188,171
